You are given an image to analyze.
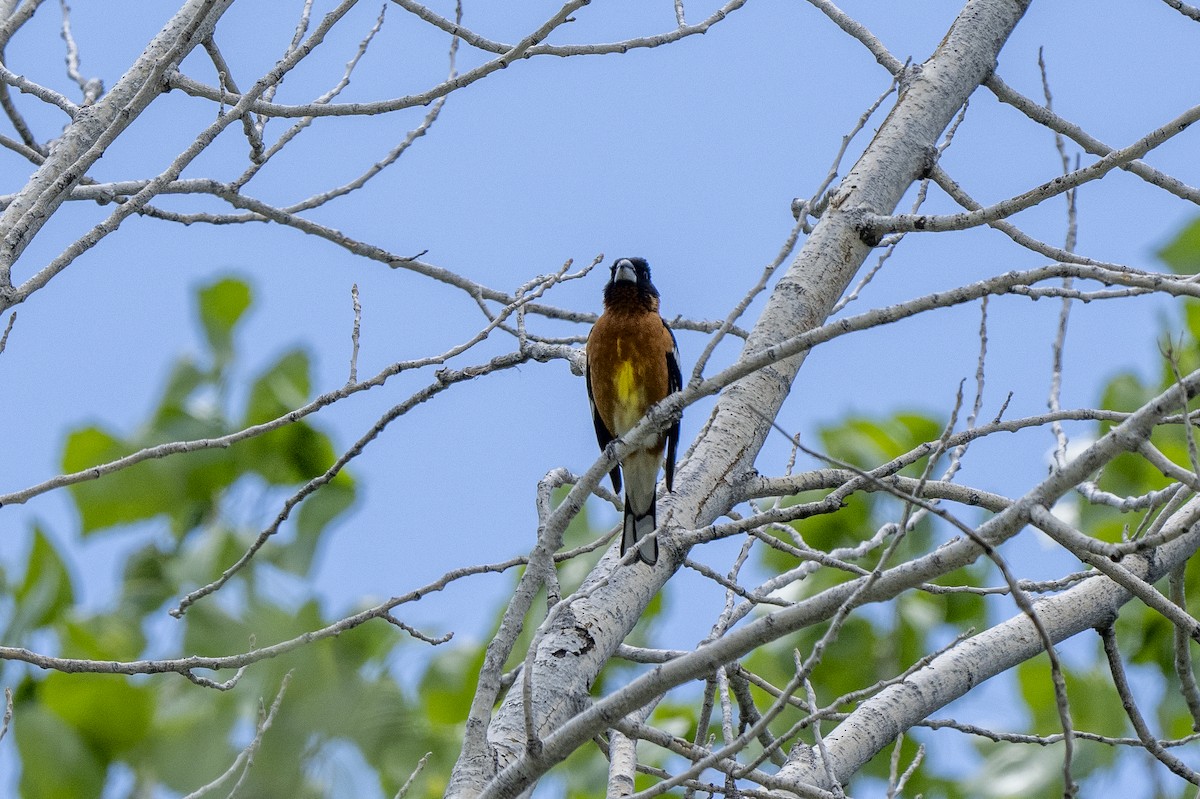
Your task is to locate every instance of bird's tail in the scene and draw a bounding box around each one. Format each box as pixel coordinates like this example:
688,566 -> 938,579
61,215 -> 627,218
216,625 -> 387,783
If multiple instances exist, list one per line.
620,452 -> 660,565
622,494 -> 658,566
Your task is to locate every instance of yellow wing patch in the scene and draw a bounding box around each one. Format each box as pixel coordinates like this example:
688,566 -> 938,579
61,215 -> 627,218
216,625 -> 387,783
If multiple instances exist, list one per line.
613,360 -> 644,433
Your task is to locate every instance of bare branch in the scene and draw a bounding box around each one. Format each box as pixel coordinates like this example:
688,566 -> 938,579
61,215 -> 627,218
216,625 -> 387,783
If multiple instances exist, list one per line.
1100,625 -> 1200,785
863,101 -> 1200,237
348,282 -> 361,385
0,309 -> 13,355
57,0 -> 101,104
394,753 -> 432,799
164,0 -> 737,120
1169,565 -> 1200,730
1160,0 -> 1200,21
0,687 -> 12,746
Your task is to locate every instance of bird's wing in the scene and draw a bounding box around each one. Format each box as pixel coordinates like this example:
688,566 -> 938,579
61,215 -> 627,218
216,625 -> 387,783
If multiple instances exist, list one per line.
664,323 -> 682,492
586,352 -> 622,493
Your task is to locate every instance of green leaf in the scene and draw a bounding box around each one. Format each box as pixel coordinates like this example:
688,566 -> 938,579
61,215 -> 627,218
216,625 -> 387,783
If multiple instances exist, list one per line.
41,672 -> 154,758
143,681 -> 239,792
10,525 -> 74,637
62,426 -> 168,533
1100,372 -> 1156,416
244,349 -> 312,426
59,613 -> 146,661
241,349 -> 335,485
118,542 -> 177,616
151,357 -> 216,432
15,703 -> 105,799
1158,217 -> 1200,274
760,491 -> 871,573
965,743 -> 1065,799
197,276 -> 252,362
820,412 -> 944,475
421,645 -> 486,725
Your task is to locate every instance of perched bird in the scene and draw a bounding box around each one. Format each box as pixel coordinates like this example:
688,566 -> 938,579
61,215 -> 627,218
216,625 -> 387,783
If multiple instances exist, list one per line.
586,257 -> 682,565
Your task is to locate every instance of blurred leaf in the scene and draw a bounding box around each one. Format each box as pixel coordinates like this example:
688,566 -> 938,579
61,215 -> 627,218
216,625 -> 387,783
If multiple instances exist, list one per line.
932,564 -> 989,627
965,742 -> 1064,799
41,672 -> 154,758
242,349 -> 335,485
1158,217 -> 1200,275
118,542 -> 176,616
1185,301 -> 1200,347
275,473 -> 356,575
244,349 -> 311,425
144,682 -> 239,792
22,273 -> 385,799
198,276 -> 252,363
59,614 -> 146,662
808,616 -> 881,700
10,525 -> 74,637
151,357 -> 214,432
1118,602 -> 1176,672
1018,655 -> 1125,738
767,491 -> 872,566
1099,372 -> 1157,418
63,427 -> 169,533
15,703 -> 105,799
421,644 -> 486,725
821,412 -> 944,474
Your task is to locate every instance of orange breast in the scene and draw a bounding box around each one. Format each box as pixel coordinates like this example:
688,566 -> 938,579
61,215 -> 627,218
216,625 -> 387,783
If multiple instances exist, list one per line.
588,310 -> 672,440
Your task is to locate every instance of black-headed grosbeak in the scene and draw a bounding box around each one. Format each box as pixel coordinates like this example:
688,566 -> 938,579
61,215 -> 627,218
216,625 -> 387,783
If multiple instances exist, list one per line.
586,257 -> 682,565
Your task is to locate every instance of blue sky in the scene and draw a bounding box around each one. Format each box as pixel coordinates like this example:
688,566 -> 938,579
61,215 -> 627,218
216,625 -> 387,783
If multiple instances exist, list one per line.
2,0 -> 1200,795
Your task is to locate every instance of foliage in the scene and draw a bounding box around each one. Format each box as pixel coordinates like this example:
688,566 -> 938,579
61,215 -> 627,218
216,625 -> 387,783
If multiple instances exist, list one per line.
5,278 -> 444,799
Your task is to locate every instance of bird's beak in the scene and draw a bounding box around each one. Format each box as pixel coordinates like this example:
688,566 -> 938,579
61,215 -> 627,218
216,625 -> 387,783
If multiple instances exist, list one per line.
613,261 -> 637,284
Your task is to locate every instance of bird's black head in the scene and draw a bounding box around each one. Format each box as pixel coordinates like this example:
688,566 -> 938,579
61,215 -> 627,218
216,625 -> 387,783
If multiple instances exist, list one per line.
604,257 -> 659,310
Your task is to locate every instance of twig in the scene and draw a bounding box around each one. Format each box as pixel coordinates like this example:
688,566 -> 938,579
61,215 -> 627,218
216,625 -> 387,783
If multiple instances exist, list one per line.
382,613 -> 453,645
58,0 -> 102,104
0,310 -> 14,355
1040,47 -> 1079,478
805,678 -> 845,799
1169,565 -> 1200,730
170,266 -> 577,615
167,0 -> 715,119
690,219 -> 803,381
796,73 -> 897,234
0,687 -> 12,746
179,672 -> 292,799
684,675 -> 719,799
863,101 -> 1200,237
393,753 -> 432,799
1100,624 -> 1200,785
201,36 -> 264,161
349,283 -> 361,385
233,2 -> 392,188
921,715 -> 1200,748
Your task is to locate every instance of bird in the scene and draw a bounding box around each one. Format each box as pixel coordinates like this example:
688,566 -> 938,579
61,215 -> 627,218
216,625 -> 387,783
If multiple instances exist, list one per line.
585,257 -> 682,566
